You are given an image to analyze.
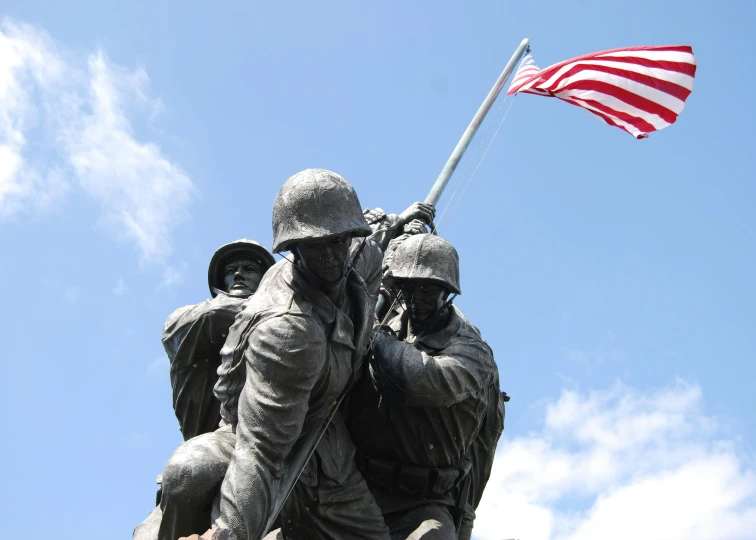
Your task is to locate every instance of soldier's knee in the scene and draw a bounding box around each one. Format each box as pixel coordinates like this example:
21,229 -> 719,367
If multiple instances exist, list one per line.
162,435 -> 231,506
161,456 -> 191,503
162,449 -> 213,503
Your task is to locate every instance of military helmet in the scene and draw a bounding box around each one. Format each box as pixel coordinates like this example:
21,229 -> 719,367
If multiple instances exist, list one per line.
207,239 -> 276,297
272,168 -> 372,253
384,234 -> 461,295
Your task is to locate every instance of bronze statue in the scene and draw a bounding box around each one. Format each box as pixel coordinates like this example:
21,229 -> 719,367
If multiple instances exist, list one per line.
133,240 -> 275,540
164,239 -> 276,440
347,233 -> 502,540
155,169 -> 435,540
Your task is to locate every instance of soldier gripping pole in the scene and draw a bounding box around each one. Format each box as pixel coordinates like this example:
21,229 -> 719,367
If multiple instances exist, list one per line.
424,38 -> 530,207
265,42 -> 530,534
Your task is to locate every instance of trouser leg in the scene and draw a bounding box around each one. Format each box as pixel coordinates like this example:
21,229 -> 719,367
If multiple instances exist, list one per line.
132,506 -> 162,540
158,427 -> 235,540
457,514 -> 474,540
281,459 -> 391,540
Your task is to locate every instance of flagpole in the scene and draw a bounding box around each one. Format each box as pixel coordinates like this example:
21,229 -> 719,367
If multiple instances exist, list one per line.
425,38 -> 530,206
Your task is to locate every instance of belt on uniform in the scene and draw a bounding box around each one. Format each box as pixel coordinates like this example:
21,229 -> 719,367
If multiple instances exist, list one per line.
355,451 -> 471,499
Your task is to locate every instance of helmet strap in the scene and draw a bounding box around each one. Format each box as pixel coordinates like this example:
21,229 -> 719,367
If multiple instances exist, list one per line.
344,236 -> 368,278
292,245 -> 349,307
406,293 -> 456,338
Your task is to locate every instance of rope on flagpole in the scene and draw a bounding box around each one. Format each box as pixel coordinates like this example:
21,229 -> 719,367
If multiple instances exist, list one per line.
432,90 -> 511,230
434,93 -> 517,233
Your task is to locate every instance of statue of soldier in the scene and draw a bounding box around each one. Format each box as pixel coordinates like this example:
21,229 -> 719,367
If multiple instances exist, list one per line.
157,168 -> 435,540
456,381 -> 507,540
133,240 -> 275,540
347,233 -> 500,540
164,239 -> 276,441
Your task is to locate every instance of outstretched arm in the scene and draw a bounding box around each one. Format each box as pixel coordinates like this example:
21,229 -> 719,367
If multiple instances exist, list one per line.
363,202 -> 435,252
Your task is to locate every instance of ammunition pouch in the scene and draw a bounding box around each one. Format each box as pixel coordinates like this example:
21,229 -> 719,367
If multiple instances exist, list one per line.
355,452 -> 471,500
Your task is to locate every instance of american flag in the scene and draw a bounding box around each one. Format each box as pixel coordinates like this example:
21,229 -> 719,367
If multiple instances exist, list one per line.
507,45 -> 697,139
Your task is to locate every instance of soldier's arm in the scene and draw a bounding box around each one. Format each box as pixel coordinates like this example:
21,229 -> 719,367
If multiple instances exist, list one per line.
363,202 -> 436,252
371,331 -> 493,407
356,203 -> 436,296
161,304 -> 196,363
163,303 -> 208,436
222,314 -> 327,540
351,238 -> 384,297
168,303 -> 243,439
363,208 -> 404,251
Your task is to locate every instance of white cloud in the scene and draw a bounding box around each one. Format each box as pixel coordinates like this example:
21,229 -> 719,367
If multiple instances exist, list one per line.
0,19 -> 68,217
0,18 -> 194,265
160,263 -> 186,288
63,51 -> 193,263
474,381 -> 756,540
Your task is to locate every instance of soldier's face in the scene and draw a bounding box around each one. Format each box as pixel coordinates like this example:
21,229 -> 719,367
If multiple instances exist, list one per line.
296,235 -> 351,283
400,282 -> 448,323
223,257 -> 264,296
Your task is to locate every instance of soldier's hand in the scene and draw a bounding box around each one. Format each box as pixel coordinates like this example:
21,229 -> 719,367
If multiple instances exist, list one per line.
372,322 -> 398,339
398,202 -> 435,226
178,527 -> 238,540
403,218 -> 427,236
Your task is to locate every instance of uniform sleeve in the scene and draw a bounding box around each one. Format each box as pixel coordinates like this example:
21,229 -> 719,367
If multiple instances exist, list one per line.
363,207 -> 405,252
351,238 -> 384,297
353,207 -> 409,298
168,306 -> 239,439
371,330 -> 493,407
161,304 -> 195,362
221,313 -> 327,540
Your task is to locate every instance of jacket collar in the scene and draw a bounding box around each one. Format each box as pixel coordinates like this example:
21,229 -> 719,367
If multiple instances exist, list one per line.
285,261 -> 375,353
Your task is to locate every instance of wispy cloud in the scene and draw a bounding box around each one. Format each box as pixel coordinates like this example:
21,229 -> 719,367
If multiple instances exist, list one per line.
123,431 -> 150,449
160,263 -> 186,288
0,18 -> 194,267
474,380 -> 756,540
146,355 -> 167,377
113,277 -> 131,296
0,20 -> 68,217
64,286 -> 79,304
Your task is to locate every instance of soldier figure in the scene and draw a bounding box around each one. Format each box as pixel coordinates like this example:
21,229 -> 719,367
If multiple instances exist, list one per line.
133,240 -> 275,540
157,169 -> 435,540
163,239 -> 276,440
347,233 -> 502,540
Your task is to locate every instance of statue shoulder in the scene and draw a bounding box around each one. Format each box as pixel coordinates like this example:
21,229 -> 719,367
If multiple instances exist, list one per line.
162,301 -> 204,337
450,306 -> 495,357
228,265 -> 318,345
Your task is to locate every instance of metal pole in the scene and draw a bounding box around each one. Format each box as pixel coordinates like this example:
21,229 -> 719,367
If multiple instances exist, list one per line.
424,38 -> 530,206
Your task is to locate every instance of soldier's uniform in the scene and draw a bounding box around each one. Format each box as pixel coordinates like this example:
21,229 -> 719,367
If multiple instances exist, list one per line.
456,372 -> 506,540
163,294 -> 246,440
158,170 -> 415,540
216,169 -> 390,540
348,234 -> 500,540
163,239 -> 276,440
134,240 -> 274,540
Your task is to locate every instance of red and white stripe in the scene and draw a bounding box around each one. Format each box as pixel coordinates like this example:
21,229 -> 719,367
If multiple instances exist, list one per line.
506,46 -> 697,139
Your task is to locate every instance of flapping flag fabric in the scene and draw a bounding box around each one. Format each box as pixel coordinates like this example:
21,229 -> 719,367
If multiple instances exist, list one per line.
507,46 -> 697,139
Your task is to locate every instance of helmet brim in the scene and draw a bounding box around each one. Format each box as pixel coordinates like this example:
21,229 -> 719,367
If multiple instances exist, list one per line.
383,275 -> 461,296
208,240 -> 276,297
273,225 -> 372,254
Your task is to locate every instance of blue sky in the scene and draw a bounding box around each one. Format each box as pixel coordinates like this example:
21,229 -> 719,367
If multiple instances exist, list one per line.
1,1 -> 754,539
